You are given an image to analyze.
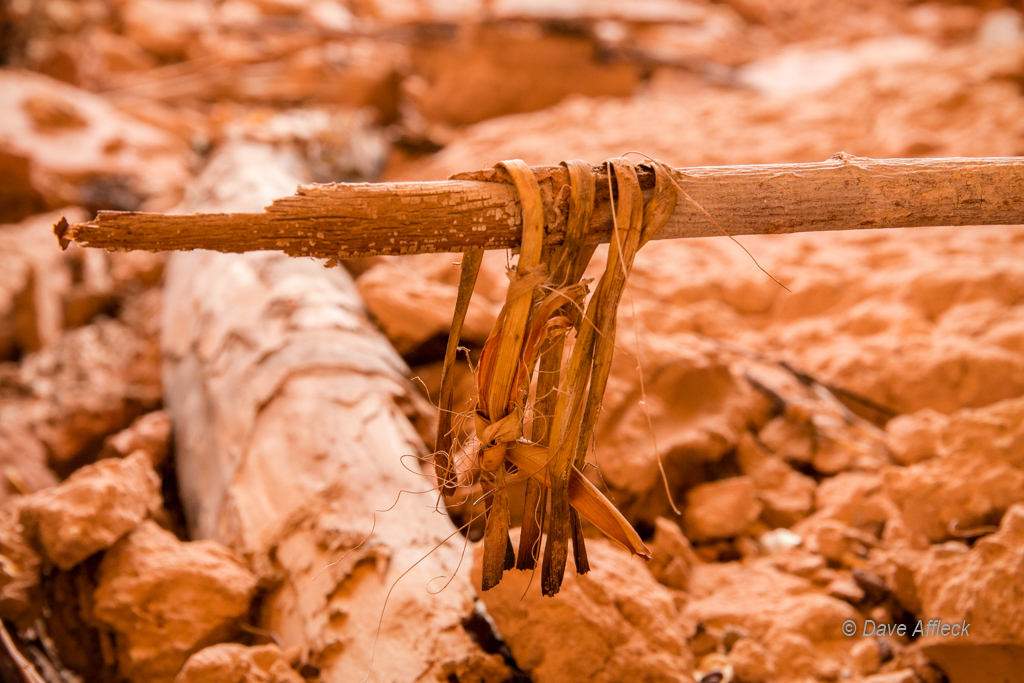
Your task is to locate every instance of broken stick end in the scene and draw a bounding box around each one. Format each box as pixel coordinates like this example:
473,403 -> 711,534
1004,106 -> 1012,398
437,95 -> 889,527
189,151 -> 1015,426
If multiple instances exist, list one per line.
53,216 -> 71,250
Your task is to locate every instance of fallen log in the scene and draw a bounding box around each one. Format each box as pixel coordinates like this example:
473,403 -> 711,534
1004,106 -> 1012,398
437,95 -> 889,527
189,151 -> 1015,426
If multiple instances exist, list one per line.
160,141 -> 505,681
57,154 -> 1024,259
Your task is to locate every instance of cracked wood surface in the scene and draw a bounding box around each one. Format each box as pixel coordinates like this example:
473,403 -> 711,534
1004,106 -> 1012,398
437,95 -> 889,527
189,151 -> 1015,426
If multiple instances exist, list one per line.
161,141 -> 489,682
58,154 -> 1024,260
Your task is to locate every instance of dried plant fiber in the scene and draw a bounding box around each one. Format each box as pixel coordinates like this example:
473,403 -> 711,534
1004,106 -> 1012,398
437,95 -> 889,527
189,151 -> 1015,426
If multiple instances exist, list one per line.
433,156 -> 679,596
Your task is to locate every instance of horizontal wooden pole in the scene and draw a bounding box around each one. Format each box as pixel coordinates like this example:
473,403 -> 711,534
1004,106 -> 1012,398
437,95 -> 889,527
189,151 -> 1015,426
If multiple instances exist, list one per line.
56,154 -> 1024,260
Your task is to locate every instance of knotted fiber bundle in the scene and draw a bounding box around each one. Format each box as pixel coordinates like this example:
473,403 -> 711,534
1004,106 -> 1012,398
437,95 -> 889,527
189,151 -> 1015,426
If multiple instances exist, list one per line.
433,156 -> 678,596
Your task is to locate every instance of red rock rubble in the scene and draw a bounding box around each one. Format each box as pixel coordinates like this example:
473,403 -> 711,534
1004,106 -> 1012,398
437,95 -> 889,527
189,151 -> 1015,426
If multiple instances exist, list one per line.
93,520 -> 259,683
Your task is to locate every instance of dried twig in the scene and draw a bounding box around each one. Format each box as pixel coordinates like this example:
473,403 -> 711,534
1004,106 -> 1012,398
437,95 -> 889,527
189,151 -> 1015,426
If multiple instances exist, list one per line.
0,621 -> 47,683
56,155 -> 1024,260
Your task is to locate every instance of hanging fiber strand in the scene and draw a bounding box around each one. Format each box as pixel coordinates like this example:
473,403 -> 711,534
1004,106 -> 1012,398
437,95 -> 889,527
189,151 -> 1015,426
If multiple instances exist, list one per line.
433,156 -> 682,596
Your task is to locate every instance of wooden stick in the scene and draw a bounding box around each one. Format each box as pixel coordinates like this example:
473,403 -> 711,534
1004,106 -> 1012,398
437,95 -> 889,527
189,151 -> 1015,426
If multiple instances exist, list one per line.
56,154 -> 1024,259
0,621 -> 47,683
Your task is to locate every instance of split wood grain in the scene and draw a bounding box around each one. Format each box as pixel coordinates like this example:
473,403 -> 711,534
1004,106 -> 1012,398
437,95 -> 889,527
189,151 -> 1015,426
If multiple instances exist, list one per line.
159,141 -> 485,680
57,154 -> 1024,259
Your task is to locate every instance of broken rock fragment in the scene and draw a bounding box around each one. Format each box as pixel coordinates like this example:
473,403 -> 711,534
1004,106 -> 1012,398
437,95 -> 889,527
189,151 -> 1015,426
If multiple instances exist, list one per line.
684,476 -> 762,542
175,643 -> 305,683
884,398 -> 1024,543
0,70 -> 192,217
885,408 -> 948,465
728,636 -> 776,683
596,345 -> 767,524
19,451 -> 162,570
809,471 -> 893,531
1,208 -> 164,362
0,501 -> 41,627
885,451 -> 1024,543
356,251 -> 505,355
17,317 -> 163,470
685,561 -> 860,644
737,433 -> 815,527
0,278 -> 163,507
755,416 -> 814,467
98,410 -> 172,466
647,517 -> 700,590
941,394 -> 1024,466
474,533 -> 695,683
409,22 -> 640,125
93,520 -> 258,683
684,558 -> 865,680
0,414 -> 60,504
914,503 -> 1024,644
0,209 -> 85,358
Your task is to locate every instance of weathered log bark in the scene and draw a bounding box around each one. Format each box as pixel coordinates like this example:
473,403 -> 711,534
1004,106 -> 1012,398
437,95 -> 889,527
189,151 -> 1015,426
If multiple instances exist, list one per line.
59,155 -> 1024,259
161,142 -> 502,682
